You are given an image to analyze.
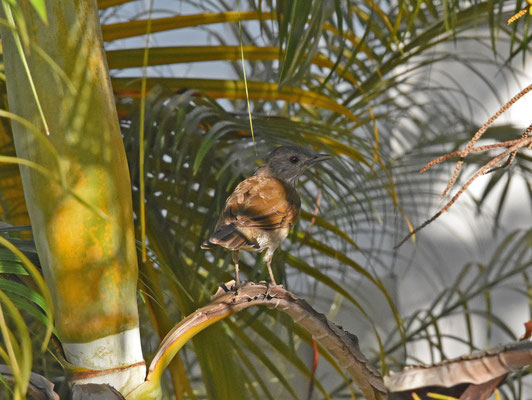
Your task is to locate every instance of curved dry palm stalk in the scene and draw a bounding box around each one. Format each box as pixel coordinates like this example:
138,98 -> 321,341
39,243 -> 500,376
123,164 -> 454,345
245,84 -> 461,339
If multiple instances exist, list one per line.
127,281 -> 387,400
395,84 -> 532,248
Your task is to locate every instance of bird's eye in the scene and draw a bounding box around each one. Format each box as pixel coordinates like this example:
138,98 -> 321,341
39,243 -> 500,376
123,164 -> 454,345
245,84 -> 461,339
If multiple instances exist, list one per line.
289,156 -> 299,164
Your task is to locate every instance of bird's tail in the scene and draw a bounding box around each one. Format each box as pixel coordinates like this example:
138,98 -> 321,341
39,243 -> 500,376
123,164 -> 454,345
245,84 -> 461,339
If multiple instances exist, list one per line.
201,224 -> 259,251
200,239 -> 217,249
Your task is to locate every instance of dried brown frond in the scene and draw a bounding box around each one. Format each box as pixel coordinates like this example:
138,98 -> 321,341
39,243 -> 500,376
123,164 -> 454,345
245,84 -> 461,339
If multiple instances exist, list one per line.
486,122 -> 532,173
395,84 -> 532,249
385,340 -> 532,397
419,139 -> 524,174
439,83 -> 532,198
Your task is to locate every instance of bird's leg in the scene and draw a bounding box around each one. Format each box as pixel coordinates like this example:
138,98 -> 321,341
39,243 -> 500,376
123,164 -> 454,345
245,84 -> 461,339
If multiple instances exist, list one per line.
232,251 -> 240,289
264,249 -> 277,286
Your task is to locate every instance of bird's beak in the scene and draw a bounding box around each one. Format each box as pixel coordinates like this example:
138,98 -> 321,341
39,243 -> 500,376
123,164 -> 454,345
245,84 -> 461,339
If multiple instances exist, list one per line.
308,153 -> 331,165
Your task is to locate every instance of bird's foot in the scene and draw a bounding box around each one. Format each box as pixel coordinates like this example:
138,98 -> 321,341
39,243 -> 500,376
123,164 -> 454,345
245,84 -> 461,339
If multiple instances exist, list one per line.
212,280 -> 237,300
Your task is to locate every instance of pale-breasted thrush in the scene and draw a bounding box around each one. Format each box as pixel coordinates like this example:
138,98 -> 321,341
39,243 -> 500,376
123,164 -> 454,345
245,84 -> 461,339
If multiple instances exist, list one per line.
202,145 -> 330,287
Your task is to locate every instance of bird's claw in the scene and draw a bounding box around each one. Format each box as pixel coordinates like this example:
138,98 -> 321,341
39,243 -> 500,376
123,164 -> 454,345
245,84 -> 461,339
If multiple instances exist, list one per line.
220,282 -> 230,292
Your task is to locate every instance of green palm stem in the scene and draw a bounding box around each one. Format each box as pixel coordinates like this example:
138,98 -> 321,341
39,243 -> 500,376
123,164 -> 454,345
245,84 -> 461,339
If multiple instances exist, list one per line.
0,1 -> 144,394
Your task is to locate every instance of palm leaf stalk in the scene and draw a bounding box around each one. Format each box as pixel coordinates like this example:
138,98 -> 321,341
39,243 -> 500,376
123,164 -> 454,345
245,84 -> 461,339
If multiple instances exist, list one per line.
127,282 -> 387,400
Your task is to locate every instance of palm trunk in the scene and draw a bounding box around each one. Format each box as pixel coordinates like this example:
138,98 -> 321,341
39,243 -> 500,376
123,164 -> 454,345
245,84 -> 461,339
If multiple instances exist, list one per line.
0,0 -> 144,394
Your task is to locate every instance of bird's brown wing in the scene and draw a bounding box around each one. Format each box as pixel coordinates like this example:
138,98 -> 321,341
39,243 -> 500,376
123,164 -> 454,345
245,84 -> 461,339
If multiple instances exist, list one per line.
228,176 -> 300,230
204,176 -> 300,250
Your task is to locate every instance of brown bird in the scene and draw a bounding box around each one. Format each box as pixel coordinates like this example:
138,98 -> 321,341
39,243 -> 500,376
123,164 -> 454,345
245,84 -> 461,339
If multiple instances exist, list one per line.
201,145 -> 330,287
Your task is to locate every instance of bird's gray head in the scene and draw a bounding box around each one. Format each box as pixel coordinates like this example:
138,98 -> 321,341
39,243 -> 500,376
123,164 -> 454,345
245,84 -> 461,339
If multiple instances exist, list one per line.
257,145 -> 330,186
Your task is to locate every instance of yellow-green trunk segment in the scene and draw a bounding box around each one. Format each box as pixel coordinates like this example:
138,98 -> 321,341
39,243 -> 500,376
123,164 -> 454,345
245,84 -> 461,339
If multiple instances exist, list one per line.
0,0 -> 139,345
